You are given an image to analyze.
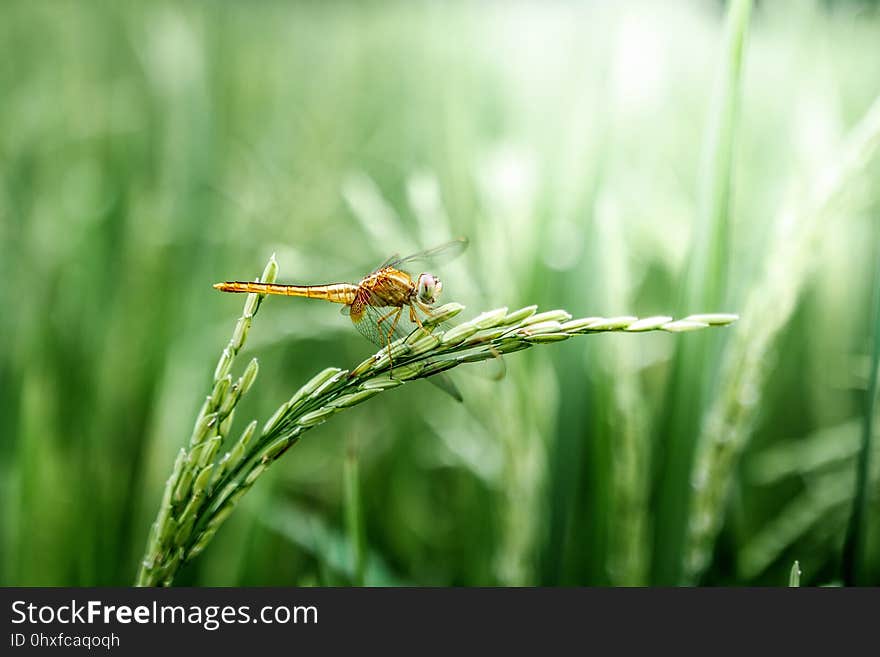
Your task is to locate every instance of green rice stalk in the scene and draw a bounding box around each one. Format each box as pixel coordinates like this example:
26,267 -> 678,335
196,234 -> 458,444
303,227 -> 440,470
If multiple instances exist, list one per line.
137,258 -> 737,586
683,92 -> 880,584
594,206 -> 651,586
654,0 -> 752,585
135,256 -> 277,586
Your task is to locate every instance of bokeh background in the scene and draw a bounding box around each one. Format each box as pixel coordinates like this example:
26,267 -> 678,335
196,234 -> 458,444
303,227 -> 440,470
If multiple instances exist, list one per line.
1,0 -> 879,586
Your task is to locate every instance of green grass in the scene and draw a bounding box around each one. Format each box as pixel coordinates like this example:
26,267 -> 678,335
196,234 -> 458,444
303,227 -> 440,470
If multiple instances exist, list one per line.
2,0 -> 880,587
653,0 -> 752,585
841,244 -> 880,585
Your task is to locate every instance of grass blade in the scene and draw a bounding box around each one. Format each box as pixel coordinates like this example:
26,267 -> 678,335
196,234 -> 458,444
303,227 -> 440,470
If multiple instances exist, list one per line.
841,254 -> 880,585
344,445 -> 366,587
684,92 -> 880,584
653,0 -> 753,585
789,560 -> 801,587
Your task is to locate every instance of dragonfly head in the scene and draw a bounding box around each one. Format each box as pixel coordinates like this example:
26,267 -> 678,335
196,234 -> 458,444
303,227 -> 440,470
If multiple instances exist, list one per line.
416,273 -> 443,305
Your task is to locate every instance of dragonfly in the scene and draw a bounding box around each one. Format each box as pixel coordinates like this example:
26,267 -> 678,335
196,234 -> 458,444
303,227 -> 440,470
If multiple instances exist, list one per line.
213,238 -> 474,399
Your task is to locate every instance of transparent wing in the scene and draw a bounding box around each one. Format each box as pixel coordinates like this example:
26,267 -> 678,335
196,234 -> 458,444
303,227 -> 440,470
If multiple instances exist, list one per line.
347,296 -> 422,353
372,237 -> 469,274
345,293 -> 502,401
359,300 -> 506,381
351,300 -> 464,401
372,252 -> 401,273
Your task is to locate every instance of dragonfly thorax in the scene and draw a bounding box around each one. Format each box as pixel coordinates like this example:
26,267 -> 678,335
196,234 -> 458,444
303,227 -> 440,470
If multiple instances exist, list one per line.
416,272 -> 442,305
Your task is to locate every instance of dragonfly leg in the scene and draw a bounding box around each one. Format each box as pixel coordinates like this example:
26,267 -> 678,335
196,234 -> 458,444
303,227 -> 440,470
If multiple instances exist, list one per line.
412,301 -> 443,334
375,306 -> 402,373
385,307 -> 403,375
409,304 -> 425,330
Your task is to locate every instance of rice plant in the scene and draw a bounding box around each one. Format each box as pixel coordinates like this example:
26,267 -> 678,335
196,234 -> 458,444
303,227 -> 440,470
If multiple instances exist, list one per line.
137,255 -> 736,585
3,0 -> 879,589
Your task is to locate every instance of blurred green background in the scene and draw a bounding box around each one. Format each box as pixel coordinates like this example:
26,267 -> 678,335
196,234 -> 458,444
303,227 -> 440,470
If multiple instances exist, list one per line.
1,0 -> 879,586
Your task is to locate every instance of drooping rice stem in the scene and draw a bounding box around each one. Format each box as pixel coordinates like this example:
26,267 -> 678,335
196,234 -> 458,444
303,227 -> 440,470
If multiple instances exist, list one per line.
136,257 -> 737,586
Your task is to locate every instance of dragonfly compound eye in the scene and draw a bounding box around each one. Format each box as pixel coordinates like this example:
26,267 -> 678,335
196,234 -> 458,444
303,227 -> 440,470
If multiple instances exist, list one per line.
417,273 -> 442,304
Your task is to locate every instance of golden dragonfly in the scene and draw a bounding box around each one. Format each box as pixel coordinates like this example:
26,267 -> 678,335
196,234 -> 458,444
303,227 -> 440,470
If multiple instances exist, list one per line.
214,238 -> 473,398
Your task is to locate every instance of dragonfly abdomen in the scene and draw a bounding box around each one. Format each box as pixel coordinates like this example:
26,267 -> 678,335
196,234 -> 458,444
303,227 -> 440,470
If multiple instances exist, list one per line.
214,281 -> 359,304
